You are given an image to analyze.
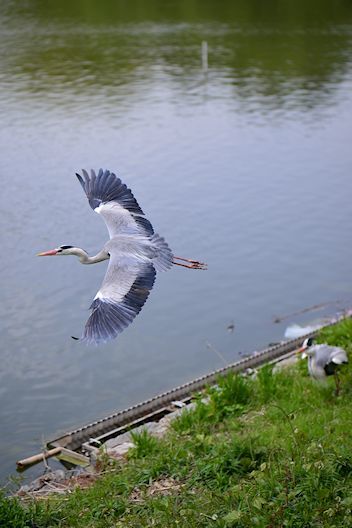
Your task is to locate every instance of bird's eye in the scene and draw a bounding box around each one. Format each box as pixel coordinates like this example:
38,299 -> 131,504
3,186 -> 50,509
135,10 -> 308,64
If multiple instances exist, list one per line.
57,249 -> 62,253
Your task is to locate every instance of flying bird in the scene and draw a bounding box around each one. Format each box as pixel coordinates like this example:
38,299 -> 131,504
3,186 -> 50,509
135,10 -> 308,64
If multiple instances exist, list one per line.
298,337 -> 348,395
38,169 -> 206,345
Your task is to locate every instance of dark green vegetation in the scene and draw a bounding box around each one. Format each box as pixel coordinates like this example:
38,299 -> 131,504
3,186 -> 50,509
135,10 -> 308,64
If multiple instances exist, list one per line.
2,319 -> 352,527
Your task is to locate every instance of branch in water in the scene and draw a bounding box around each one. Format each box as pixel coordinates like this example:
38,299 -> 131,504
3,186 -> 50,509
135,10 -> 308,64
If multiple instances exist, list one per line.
273,300 -> 342,324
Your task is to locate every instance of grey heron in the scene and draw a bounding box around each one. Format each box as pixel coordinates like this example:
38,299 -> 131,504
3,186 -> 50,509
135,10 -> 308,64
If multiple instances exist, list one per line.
38,169 -> 206,345
298,337 -> 348,395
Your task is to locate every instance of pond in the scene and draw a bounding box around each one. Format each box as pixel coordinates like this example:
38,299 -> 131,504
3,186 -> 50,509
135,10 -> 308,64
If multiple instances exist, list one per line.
1,0 -> 352,482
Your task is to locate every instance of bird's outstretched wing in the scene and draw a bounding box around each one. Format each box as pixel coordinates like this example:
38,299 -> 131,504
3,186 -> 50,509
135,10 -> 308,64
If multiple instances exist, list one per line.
76,169 -> 154,238
81,251 -> 156,345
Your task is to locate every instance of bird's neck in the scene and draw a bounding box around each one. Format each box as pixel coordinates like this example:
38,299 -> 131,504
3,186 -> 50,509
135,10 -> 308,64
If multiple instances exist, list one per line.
70,247 -> 109,264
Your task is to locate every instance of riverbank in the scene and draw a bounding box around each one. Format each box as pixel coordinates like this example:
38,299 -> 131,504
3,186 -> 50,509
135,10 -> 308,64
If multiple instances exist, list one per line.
2,318 -> 352,527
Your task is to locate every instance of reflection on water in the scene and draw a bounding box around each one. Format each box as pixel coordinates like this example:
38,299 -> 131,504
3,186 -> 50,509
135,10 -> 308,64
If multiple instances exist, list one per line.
2,0 -> 352,115
1,0 -> 352,482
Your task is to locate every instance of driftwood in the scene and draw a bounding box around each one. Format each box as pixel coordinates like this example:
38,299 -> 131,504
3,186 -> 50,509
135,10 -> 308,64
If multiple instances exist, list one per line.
16,447 -> 62,469
273,300 -> 341,324
16,445 -> 90,470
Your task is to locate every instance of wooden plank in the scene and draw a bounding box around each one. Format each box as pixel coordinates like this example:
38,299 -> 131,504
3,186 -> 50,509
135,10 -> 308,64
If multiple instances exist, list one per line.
56,447 -> 90,467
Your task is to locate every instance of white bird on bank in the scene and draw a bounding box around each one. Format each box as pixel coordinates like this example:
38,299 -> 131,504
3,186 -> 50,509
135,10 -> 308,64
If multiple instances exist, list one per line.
298,337 -> 348,395
38,169 -> 206,345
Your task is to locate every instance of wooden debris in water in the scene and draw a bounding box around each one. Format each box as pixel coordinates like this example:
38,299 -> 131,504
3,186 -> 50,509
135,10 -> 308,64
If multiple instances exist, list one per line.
56,447 -> 90,467
16,446 -> 90,470
273,300 -> 341,323
16,447 -> 62,469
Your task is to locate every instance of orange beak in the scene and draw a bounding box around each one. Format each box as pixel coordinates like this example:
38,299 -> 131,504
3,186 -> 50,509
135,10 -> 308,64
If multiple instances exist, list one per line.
296,347 -> 306,355
37,249 -> 58,256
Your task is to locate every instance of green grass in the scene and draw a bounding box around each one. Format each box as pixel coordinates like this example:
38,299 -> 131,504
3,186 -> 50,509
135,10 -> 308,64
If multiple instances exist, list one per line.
2,319 -> 352,527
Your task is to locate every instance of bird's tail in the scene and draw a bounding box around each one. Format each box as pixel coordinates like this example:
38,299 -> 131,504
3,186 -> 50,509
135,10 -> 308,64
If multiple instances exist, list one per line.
150,234 -> 174,272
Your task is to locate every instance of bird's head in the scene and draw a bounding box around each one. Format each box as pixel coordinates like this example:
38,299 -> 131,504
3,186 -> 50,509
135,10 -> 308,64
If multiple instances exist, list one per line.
37,245 -> 76,256
297,337 -> 315,358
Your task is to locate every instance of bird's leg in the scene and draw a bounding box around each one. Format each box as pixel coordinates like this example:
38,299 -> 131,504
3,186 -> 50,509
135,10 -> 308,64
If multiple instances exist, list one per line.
173,261 -> 202,269
173,256 -> 207,270
334,371 -> 341,397
174,256 -> 205,264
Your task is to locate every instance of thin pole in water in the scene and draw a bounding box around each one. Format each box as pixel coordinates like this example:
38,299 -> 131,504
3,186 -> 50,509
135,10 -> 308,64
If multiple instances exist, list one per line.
201,41 -> 208,73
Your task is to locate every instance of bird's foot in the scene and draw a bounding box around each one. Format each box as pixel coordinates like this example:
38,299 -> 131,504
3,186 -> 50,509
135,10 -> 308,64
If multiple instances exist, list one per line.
173,256 -> 207,270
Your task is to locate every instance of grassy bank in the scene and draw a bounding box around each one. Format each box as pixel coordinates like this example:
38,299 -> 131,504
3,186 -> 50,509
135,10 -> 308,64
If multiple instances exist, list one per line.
2,319 -> 352,527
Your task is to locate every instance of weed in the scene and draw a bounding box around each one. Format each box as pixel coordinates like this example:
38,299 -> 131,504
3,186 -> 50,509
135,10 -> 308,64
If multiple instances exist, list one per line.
0,490 -> 28,528
256,363 -> 277,402
129,428 -> 159,459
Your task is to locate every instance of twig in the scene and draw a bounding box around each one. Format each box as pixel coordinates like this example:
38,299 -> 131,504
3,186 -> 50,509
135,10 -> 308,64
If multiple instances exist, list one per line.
206,341 -> 227,365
